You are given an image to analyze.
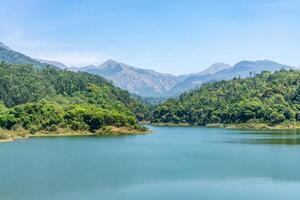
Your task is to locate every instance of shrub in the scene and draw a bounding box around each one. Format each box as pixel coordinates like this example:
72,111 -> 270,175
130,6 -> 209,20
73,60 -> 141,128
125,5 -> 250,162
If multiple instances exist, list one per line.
0,130 -> 10,139
270,112 -> 285,124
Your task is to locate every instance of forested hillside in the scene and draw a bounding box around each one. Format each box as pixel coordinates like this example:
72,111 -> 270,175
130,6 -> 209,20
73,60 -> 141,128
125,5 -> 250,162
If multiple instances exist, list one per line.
168,60 -> 292,96
152,70 -> 300,126
0,42 -> 54,69
0,62 -> 149,135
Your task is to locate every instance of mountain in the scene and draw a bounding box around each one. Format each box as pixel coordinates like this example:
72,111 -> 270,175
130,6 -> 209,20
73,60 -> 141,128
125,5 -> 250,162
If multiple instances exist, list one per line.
1,41 -> 293,99
74,59 -> 181,97
167,63 -> 231,96
74,59 -> 290,97
212,60 -> 293,79
196,63 -> 231,75
0,42 -> 11,51
0,42 -> 55,69
167,74 -> 214,96
152,70 -> 300,126
36,59 -> 68,69
168,60 -> 292,96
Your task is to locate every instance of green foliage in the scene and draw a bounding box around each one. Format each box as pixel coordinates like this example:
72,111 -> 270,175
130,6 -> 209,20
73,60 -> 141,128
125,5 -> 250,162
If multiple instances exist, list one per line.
269,112 -> 285,124
0,131 -> 10,139
0,101 -> 7,113
152,70 -> 300,125
0,62 -> 149,132
0,63 -> 55,107
65,104 -> 136,131
0,48 -> 50,69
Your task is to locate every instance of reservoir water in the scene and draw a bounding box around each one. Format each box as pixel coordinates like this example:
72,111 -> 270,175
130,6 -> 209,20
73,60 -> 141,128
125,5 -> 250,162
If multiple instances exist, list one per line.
1,126 -> 300,200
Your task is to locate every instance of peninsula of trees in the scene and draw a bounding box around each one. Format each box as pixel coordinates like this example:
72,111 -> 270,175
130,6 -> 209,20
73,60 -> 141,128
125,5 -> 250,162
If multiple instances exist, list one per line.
0,62 -> 150,140
1,62 -> 300,141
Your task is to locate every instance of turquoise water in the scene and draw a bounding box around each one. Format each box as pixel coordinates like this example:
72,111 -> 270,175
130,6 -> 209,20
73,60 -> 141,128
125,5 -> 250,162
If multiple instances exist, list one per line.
1,126 -> 300,200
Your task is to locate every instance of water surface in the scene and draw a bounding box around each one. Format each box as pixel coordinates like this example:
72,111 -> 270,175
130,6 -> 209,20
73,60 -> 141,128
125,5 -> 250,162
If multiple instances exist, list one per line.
1,126 -> 300,200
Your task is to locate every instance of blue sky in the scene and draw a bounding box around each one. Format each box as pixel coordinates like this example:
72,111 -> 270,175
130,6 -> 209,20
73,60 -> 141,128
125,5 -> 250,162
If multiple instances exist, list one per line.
0,0 -> 299,74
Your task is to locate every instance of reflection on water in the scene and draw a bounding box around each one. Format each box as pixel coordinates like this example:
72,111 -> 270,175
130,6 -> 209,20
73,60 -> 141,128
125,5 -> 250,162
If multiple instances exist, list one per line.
1,126 -> 300,200
228,128 -> 300,145
233,138 -> 300,145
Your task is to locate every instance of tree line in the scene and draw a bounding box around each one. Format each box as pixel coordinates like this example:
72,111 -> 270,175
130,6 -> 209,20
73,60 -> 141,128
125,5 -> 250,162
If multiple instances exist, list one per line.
1,61 -> 299,133
0,62 -> 150,133
152,70 -> 300,125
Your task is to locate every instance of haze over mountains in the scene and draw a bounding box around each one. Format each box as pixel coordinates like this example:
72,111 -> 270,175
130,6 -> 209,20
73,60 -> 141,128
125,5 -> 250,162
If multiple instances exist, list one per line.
72,59 -> 182,97
0,42 -> 295,98
35,59 -> 68,69
75,60 -> 293,97
72,61 -> 236,97
170,60 -> 294,96
0,42 -> 57,69
195,63 -> 231,75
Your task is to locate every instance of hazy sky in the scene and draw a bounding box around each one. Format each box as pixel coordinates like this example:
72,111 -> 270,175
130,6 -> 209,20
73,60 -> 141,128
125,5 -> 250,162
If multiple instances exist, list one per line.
0,0 -> 299,74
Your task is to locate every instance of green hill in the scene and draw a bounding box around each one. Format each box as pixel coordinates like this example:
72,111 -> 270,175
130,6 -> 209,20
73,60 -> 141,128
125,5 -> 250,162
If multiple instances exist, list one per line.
0,62 -> 149,138
0,42 -> 55,69
152,70 -> 300,127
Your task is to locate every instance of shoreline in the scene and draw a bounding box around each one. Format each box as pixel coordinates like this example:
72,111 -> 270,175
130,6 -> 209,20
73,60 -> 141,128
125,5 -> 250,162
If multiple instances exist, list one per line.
0,138 -> 14,143
2,122 -> 300,143
150,123 -> 191,127
150,122 -> 300,130
0,126 -> 150,143
225,122 -> 300,130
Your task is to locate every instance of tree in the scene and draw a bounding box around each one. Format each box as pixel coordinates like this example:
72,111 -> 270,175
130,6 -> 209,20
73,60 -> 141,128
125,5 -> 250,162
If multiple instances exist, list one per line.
269,112 -> 285,124
152,70 -> 300,125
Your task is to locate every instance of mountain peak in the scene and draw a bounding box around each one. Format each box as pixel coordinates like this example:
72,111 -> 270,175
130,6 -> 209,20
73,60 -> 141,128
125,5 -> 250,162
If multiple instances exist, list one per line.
235,59 -> 282,66
36,59 -> 68,69
101,59 -> 119,66
209,62 -> 231,70
0,42 -> 11,51
197,62 -> 231,75
0,42 -> 56,69
233,60 -> 291,70
99,59 -> 127,71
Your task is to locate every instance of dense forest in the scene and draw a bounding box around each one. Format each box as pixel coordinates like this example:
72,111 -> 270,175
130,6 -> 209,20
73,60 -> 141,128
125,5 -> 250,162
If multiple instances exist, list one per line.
0,62 -> 150,135
1,60 -> 300,139
0,43 -> 53,69
152,70 -> 300,126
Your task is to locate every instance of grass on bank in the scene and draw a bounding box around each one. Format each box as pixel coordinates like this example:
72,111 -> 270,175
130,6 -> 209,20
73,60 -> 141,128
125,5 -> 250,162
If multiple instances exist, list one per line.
0,125 -> 149,142
224,121 -> 300,130
150,121 -> 300,130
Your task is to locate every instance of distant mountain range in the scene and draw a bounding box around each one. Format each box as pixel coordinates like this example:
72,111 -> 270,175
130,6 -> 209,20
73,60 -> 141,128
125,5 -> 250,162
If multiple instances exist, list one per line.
169,60 -> 294,96
196,63 -> 231,75
71,61 -> 234,97
0,42 -> 295,97
35,59 -> 67,69
0,42 -> 58,69
75,60 -> 293,97
72,59 -> 182,97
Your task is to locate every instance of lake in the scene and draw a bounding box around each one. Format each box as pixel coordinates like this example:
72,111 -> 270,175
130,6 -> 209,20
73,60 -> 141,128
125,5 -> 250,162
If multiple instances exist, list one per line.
1,126 -> 300,200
